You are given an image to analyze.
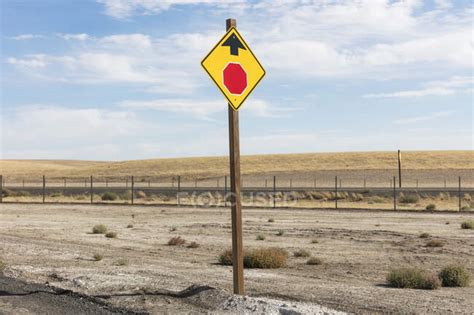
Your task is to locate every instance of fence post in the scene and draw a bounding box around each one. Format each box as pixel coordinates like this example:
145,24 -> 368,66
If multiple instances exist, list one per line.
314,178 -> 316,188
106,178 -> 108,188
459,176 -> 462,211
265,179 -> 267,188
224,175 -> 228,207
444,178 -> 446,188
290,179 -> 292,189
64,177 -> 66,188
177,176 -> 181,206
0,175 -> 3,203
148,179 -> 151,188
43,175 -> 46,203
23,178 -> 25,188
273,176 -> 276,209
393,176 -> 396,211
195,179 -> 197,188
416,179 -> 418,189
131,176 -> 134,205
364,178 -> 366,189
85,179 -> 87,188
335,176 -> 338,209
90,176 -> 93,204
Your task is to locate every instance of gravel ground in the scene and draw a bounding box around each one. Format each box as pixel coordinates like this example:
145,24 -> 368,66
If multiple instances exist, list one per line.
0,203 -> 473,314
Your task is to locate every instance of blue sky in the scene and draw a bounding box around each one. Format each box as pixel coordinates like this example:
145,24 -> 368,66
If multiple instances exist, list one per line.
1,0 -> 472,160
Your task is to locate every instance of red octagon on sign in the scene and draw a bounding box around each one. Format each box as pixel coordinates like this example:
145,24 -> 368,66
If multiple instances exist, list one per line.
223,63 -> 247,95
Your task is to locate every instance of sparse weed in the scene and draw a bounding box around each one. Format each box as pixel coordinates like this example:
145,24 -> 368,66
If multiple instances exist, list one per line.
306,257 -> 323,265
294,249 -> 311,258
276,230 -> 285,236
116,259 -> 129,266
461,220 -> 474,229
101,192 -> 117,201
0,259 -> 5,272
105,231 -> 117,238
310,239 -> 319,244
399,194 -> 420,204
136,190 -> 147,198
439,265 -> 471,287
268,218 -> 275,223
256,233 -> 266,241
219,248 -> 288,268
244,248 -> 288,268
187,241 -> 200,248
92,224 -> 107,234
126,224 -> 133,228
425,240 -> 443,248
93,253 -> 103,261
419,233 -> 430,239
425,204 -> 436,211
387,267 -> 440,290
168,236 -> 186,246
169,226 -> 177,232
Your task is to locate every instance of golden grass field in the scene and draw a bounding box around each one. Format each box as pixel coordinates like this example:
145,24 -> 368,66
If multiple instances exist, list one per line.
1,151 -> 472,179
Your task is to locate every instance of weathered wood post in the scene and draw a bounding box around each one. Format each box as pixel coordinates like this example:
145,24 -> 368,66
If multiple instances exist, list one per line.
176,175 -> 181,206
273,175 -> 276,209
335,176 -> 338,209
42,175 -> 46,203
0,175 -> 3,203
393,176 -> 396,211
90,176 -> 93,204
131,176 -> 134,205
459,176 -> 462,211
398,150 -> 402,188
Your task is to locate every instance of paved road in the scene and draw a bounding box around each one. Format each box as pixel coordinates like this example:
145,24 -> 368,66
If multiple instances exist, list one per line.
0,275 -> 140,315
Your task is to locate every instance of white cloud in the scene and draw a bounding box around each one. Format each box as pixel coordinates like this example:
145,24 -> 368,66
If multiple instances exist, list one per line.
363,76 -> 473,98
393,111 -> 455,124
58,33 -> 90,41
97,0 -> 245,19
8,34 -> 44,40
99,34 -> 151,48
118,98 -> 223,118
6,55 -> 48,68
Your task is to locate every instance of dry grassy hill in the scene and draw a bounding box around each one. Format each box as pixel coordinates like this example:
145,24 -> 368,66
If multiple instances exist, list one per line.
0,151 -> 472,180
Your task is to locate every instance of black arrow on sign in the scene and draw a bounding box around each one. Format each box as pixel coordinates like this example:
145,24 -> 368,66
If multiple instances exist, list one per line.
222,33 -> 246,56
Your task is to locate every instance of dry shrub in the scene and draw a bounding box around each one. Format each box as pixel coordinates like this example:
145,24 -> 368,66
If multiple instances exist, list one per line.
93,253 -> 103,261
311,239 -> 319,244
399,194 -> 420,204
310,192 -> 325,200
461,206 -> 471,212
243,248 -> 288,268
276,230 -> 285,236
0,259 -> 5,273
371,196 -> 385,204
92,224 -> 107,234
425,240 -> 443,247
136,190 -> 147,198
461,220 -> 474,229
219,249 -> 233,265
116,259 -> 128,266
419,233 -> 430,239
187,241 -> 200,248
425,203 -> 436,211
439,265 -> 471,287
294,249 -> 311,258
268,218 -> 275,223
306,257 -> 323,265
126,224 -> 133,228
218,248 -> 288,269
105,231 -> 117,238
256,233 -> 266,241
168,236 -> 186,246
387,267 -> 441,290
101,192 -> 117,201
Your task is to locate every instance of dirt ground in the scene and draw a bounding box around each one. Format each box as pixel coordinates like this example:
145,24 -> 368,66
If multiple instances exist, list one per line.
0,203 -> 473,314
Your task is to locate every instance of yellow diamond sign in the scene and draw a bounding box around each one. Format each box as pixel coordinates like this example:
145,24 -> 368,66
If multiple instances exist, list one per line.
201,27 -> 265,111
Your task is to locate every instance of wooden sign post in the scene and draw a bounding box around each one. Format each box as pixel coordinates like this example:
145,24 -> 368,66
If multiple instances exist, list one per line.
201,18 -> 265,295
226,18 -> 244,296
398,150 -> 402,188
